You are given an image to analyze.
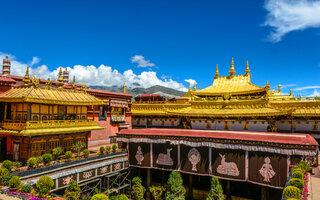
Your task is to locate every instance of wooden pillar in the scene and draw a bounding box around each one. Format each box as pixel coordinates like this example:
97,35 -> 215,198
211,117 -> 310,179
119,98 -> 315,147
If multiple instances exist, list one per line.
146,168 -> 151,200
92,106 -> 95,121
188,174 -> 193,200
261,186 -> 269,200
226,180 -> 231,200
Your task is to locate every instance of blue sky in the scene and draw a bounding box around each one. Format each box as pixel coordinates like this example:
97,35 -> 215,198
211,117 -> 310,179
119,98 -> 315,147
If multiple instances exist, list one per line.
0,0 -> 320,96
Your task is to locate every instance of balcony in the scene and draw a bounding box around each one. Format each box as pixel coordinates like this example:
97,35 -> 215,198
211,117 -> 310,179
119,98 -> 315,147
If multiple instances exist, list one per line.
0,120 -> 100,131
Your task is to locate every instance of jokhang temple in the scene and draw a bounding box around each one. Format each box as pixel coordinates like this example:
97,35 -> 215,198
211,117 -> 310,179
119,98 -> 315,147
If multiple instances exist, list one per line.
0,56 -> 132,161
131,58 -> 320,142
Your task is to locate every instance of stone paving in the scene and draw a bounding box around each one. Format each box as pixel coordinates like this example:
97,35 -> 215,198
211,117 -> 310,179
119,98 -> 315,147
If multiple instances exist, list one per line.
311,167 -> 320,200
0,194 -> 21,200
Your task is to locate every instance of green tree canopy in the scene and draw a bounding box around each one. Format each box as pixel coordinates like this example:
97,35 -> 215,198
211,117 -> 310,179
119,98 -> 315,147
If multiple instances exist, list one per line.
206,177 -> 224,200
165,171 -> 186,200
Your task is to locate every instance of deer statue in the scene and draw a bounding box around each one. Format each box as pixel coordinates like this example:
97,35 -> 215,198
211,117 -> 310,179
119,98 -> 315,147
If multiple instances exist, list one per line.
217,153 -> 239,176
156,148 -> 174,166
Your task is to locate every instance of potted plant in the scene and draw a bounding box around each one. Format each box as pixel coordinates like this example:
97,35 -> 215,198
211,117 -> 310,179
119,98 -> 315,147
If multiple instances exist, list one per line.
65,151 -> 73,161
112,144 -> 117,153
105,146 -> 111,154
82,149 -> 90,158
9,176 -> 21,191
36,176 -> 54,198
99,146 -> 105,155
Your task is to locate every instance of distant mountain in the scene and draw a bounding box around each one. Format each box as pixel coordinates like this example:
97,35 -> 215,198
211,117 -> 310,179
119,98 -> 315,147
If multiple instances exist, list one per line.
89,85 -> 186,98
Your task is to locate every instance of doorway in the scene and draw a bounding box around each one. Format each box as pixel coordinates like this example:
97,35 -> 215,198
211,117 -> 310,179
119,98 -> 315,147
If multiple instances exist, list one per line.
0,137 -> 7,161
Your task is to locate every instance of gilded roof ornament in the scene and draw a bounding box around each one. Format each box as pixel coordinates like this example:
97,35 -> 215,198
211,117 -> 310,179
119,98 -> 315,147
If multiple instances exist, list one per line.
290,89 -> 292,96
22,67 -> 30,86
123,83 -> 126,93
188,82 -> 191,91
193,81 -> 197,91
215,64 -> 219,77
71,76 -> 76,89
278,84 -> 281,93
265,81 -> 270,91
30,74 -> 40,87
245,60 -> 250,75
46,78 -> 52,87
228,58 -> 236,76
56,67 -> 64,88
81,81 -> 87,92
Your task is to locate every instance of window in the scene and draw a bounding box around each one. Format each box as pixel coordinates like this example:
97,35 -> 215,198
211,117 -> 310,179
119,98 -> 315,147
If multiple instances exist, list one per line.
49,141 -> 60,152
63,140 -> 74,151
31,142 -> 46,157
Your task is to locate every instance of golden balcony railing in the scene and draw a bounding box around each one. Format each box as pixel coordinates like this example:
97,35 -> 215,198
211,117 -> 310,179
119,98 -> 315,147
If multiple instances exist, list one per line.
0,120 -> 99,131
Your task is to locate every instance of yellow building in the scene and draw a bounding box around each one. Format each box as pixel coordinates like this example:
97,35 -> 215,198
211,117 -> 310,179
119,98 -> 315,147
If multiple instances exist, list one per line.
0,67 -> 104,162
131,59 -> 320,140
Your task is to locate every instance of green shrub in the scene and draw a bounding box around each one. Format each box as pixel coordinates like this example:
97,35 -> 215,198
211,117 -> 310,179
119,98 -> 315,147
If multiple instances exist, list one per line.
290,178 -> 304,190
42,153 -> 53,164
22,182 -> 33,193
131,177 -> 146,200
149,185 -> 165,200
64,180 -> 81,200
65,151 -> 73,160
105,146 -> 111,153
2,160 -> 12,172
165,171 -> 186,200
53,147 -> 63,160
83,149 -> 90,157
0,168 -> 10,185
299,160 -> 310,172
283,186 -> 301,199
27,157 -> 37,169
9,176 -> 21,188
112,144 -> 117,151
36,176 -> 54,197
99,146 -> 105,154
286,198 -> 298,200
13,161 -> 22,170
207,177 -> 224,200
72,141 -> 86,157
292,171 -> 304,180
91,193 -> 109,200
37,157 -> 43,165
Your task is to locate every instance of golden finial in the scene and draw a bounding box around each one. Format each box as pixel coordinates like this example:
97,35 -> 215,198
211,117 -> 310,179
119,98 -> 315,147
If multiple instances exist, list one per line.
228,58 -> 235,76
80,81 -> 87,92
265,80 -> 270,91
193,81 -> 197,91
245,60 -> 250,75
290,89 -> 292,96
23,67 -> 30,86
56,67 -> 64,88
199,86 -> 200,90
278,84 -> 281,93
5,55 -> 8,59
71,76 -> 76,89
31,74 -> 40,87
123,83 -> 126,93
188,82 -> 191,91
46,78 -> 52,87
215,64 -> 219,77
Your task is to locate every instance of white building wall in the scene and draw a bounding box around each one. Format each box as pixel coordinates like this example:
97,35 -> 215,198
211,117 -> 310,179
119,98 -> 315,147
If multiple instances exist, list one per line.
276,121 -> 291,132
247,121 -> 268,132
296,121 -> 313,132
228,121 -> 244,131
191,120 -> 207,129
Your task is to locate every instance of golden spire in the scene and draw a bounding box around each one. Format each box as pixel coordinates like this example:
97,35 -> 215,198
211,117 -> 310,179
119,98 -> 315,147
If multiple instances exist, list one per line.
215,64 -> 219,77
278,84 -> 281,93
56,67 -> 64,88
23,67 -> 30,86
71,76 -> 76,89
188,82 -> 191,91
193,81 -> 197,91
228,58 -> 235,76
245,60 -> 250,75
198,86 -> 200,90
290,89 -> 292,96
80,81 -> 87,92
123,83 -> 126,93
265,80 -> 270,90
46,78 -> 52,87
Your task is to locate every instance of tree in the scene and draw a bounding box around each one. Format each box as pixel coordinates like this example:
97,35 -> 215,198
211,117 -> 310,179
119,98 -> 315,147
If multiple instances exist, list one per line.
64,180 -> 81,200
149,185 -> 165,200
165,171 -> 185,200
72,141 -> 86,157
36,176 -> 54,197
131,177 -> 146,200
206,177 -> 224,200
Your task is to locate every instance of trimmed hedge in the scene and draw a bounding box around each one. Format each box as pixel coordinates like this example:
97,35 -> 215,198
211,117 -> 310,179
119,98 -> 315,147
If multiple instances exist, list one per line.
2,160 -> 12,171
91,193 -> 109,200
289,178 -> 304,190
283,186 -> 301,199
292,171 -> 304,180
9,176 -> 21,188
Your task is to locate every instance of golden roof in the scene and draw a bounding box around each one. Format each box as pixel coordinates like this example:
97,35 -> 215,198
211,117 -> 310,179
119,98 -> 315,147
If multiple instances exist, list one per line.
0,86 -> 104,106
195,74 -> 266,96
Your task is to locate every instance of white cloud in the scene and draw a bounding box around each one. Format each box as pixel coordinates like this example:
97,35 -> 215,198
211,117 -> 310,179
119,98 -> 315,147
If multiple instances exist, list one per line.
264,0 -> 320,42
281,84 -> 297,88
309,89 -> 320,97
130,55 -> 155,68
30,56 -> 40,66
184,79 -> 196,87
294,85 -> 320,91
0,52 -> 187,92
